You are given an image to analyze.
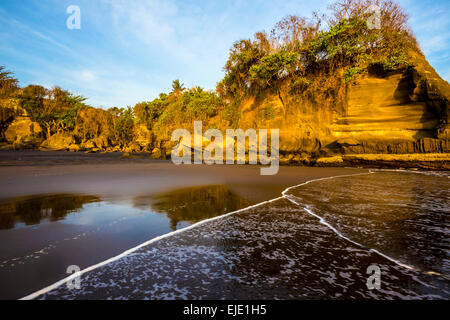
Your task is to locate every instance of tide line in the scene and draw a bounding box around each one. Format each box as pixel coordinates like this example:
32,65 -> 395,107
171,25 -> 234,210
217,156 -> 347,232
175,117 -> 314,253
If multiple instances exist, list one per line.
21,170 -> 368,300
281,170 -> 450,281
20,195 -> 284,300
21,168 -> 446,300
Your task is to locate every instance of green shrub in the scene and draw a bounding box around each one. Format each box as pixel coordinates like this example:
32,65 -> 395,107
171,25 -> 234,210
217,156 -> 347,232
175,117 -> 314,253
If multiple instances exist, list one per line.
344,66 -> 364,82
249,51 -> 298,88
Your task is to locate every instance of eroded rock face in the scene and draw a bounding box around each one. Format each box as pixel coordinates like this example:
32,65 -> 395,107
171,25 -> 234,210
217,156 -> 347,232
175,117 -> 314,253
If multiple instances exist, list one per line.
237,53 -> 449,157
0,55 -> 447,160
4,116 -> 43,148
329,56 -> 449,154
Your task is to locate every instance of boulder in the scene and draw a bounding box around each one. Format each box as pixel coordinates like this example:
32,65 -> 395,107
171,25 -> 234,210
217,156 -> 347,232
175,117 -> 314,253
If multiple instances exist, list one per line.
279,154 -> 294,165
123,143 -> 141,153
4,116 -> 43,148
150,147 -> 162,159
0,98 -> 26,122
93,135 -> 109,150
292,154 -> 302,164
121,152 -> 132,159
40,133 -> 75,151
68,144 -> 80,152
80,140 -> 95,150
121,152 -> 145,159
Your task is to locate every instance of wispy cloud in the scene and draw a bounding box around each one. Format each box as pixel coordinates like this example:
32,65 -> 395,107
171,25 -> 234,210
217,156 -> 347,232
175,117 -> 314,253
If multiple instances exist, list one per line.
105,0 -> 179,52
0,0 -> 448,109
0,14 -> 71,52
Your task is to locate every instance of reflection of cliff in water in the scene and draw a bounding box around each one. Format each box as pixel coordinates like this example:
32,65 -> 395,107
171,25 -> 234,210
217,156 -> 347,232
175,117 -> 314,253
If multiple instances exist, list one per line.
134,185 -> 253,230
0,194 -> 100,229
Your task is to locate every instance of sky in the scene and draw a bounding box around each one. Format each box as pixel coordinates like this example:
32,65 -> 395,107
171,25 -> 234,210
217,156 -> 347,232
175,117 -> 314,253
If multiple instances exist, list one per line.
0,0 -> 449,108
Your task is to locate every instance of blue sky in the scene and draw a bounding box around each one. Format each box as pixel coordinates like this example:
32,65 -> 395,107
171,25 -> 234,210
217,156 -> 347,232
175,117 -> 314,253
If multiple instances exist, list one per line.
0,0 -> 449,108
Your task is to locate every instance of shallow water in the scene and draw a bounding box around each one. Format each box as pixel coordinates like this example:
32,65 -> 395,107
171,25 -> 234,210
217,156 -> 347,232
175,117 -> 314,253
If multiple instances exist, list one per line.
2,170 -> 449,300
284,170 -> 450,276
0,186 -> 251,299
35,170 -> 449,300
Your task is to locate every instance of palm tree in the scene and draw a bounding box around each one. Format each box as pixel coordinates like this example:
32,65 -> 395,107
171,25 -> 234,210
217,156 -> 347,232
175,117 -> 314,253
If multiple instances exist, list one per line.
171,79 -> 185,98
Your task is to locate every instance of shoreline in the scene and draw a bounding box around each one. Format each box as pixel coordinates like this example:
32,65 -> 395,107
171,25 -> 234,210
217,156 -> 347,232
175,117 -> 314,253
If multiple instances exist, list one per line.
0,150 -> 366,299
0,150 -> 448,299
0,150 -> 448,171
21,168 -> 449,300
21,170 -> 373,300
0,151 -> 366,202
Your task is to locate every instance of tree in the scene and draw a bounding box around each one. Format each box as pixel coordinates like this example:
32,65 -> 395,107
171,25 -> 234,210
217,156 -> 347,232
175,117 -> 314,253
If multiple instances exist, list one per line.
22,86 -> 88,137
271,15 -> 321,51
180,87 -> 222,121
110,107 -> 134,146
219,39 -> 268,97
171,79 -> 185,98
0,66 -> 19,98
133,93 -> 169,130
20,85 -> 48,116
249,51 -> 298,88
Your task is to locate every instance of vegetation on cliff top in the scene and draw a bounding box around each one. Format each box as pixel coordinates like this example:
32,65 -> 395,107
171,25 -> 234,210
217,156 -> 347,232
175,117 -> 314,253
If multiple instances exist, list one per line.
0,0 -> 424,155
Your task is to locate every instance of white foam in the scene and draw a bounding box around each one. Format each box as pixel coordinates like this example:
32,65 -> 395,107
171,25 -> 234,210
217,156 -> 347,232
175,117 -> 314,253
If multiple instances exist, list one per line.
281,170 -> 450,280
20,168 -> 448,300
20,195 -> 283,300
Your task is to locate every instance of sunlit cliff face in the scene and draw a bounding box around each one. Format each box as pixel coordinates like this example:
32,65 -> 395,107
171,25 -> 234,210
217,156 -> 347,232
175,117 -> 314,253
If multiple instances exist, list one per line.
235,53 -> 449,158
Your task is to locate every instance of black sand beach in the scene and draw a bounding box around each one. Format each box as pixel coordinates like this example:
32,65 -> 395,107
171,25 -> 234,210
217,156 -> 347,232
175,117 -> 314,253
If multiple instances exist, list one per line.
0,151 -> 366,299
0,151 -> 448,300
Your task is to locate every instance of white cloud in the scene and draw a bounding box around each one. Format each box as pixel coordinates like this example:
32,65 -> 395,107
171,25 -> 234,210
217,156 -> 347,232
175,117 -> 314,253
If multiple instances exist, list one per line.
78,69 -> 97,83
3,0 -> 448,107
0,15 -> 72,52
104,0 -> 179,53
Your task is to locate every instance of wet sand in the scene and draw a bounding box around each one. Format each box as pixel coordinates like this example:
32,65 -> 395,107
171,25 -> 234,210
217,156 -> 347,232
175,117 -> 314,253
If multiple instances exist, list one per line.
22,170 -> 450,300
2,151 -> 448,300
37,197 -> 448,300
0,151 -> 367,299
0,151 -> 365,203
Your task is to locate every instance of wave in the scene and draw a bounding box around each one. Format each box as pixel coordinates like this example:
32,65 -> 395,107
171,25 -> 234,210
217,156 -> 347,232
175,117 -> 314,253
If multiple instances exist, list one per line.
21,169 -> 448,300
283,169 -> 449,280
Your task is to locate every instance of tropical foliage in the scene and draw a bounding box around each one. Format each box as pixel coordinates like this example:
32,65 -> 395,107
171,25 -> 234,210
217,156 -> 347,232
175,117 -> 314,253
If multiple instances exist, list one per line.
0,0 -> 420,153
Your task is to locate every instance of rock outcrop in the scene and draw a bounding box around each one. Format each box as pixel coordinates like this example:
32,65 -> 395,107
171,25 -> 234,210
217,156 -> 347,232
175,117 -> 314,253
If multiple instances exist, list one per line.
133,123 -> 153,151
0,53 -> 448,165
237,52 -> 450,158
0,99 -> 43,149
40,133 -> 75,151
4,116 -> 43,149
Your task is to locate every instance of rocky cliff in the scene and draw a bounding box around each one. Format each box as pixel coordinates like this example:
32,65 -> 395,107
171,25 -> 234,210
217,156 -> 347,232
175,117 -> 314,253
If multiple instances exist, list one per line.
235,51 -> 449,162
0,54 -> 449,168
